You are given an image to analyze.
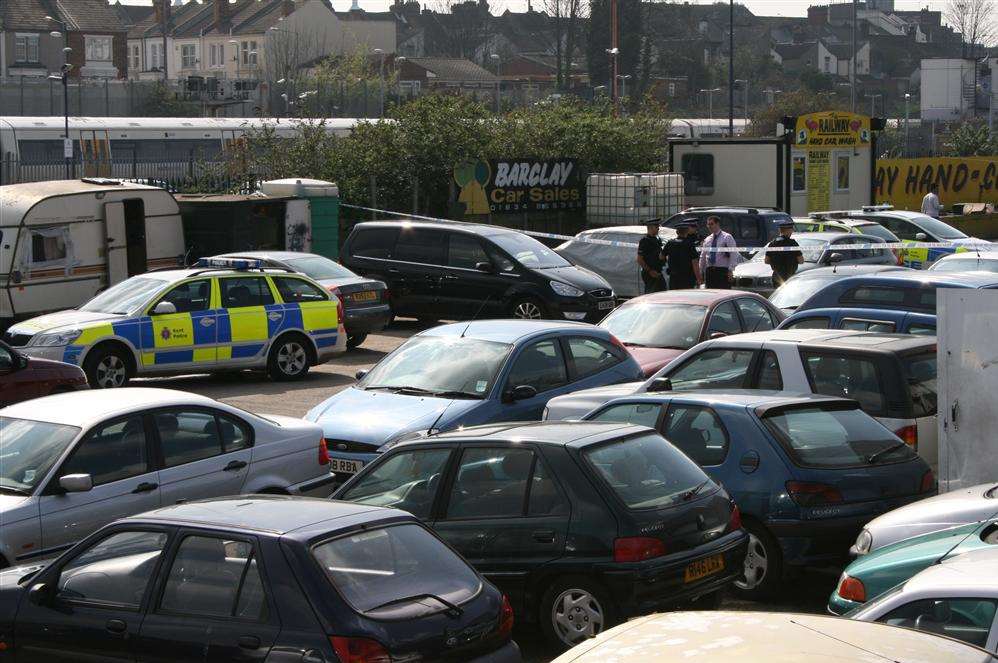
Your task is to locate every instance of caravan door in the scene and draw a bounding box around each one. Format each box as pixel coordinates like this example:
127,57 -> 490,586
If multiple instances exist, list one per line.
104,202 -> 130,284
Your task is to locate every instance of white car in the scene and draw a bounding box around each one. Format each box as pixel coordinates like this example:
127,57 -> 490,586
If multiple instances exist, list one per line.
852,482 -> 998,556
556,225 -> 677,299
0,388 -> 335,568
929,251 -> 998,274
849,547 -> 998,653
550,611 -> 995,662
544,329 -> 940,470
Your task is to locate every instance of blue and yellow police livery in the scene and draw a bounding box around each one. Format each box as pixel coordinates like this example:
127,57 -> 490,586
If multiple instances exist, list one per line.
5,259 -> 346,388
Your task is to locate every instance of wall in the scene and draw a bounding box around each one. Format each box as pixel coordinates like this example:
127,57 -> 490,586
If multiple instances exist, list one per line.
3,31 -> 66,79
875,156 -> 998,210
671,142 -> 785,210
920,58 -> 971,121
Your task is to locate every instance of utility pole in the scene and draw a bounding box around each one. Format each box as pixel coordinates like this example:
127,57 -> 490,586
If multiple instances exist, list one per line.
610,0 -> 619,109
46,15 -> 72,179
736,78 -> 748,126
851,0 -> 856,113
161,0 -> 170,83
904,92 -> 911,157
728,0 -> 734,136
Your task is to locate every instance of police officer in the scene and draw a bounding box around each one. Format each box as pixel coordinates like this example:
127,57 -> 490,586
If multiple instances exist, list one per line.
664,220 -> 701,289
637,219 -> 666,293
765,219 -> 804,287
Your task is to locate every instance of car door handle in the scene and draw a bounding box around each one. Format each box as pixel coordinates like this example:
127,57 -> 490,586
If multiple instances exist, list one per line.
106,619 -> 127,634
131,482 -> 158,494
532,529 -> 556,543
237,635 -> 261,650
199,317 -> 215,327
224,460 -> 248,472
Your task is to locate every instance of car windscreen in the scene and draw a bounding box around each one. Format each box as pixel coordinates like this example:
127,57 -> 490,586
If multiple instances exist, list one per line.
930,258 -> 998,273
907,215 -> 968,240
80,277 -> 169,314
750,237 -> 827,263
312,523 -> 481,618
284,256 -> 357,280
769,274 -> 835,309
358,335 -> 512,398
761,405 -> 916,468
490,233 -> 571,269
0,417 -> 81,495
600,303 -> 707,350
903,352 -> 937,418
856,224 -> 899,243
584,433 -> 711,509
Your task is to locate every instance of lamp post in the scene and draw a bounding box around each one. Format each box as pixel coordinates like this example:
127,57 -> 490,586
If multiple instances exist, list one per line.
616,74 -> 631,102
229,39 -> 240,84
735,78 -> 748,128
864,93 -> 882,118
605,47 -> 619,109
46,16 -> 73,179
699,87 -> 720,122
373,48 -> 385,117
395,55 -> 406,101
593,84 -> 607,101
904,92 -> 911,157
490,54 -> 500,113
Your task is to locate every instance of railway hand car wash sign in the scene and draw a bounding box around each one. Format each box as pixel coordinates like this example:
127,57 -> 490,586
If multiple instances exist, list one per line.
875,157 -> 997,210
455,159 -> 584,215
793,111 -> 872,212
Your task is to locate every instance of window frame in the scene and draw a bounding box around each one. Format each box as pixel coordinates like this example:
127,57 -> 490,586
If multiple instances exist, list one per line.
392,228 -> 448,267
661,402 -> 731,467
784,316 -> 832,330
586,400 -> 666,430
342,446 -> 456,521
271,275 -> 330,304
562,335 -> 625,381
874,596 -> 998,650
14,33 -> 40,63
148,406 -> 255,469
664,346 -> 757,391
146,278 -> 214,316
217,275 -> 277,309
792,154 -> 807,193
445,232 -> 491,271
503,337 -> 570,395
706,300 -> 745,336
840,285 -> 908,308
835,154 -> 850,192
181,43 -> 197,69
799,350 -> 889,417
46,413 -> 156,493
735,297 -> 776,333
751,349 -> 784,390
840,317 -> 897,333
85,35 -> 113,63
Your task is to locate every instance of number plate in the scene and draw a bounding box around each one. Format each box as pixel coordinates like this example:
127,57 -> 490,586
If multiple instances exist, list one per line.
329,458 -> 363,475
597,300 -> 615,310
351,291 -> 378,303
683,553 -> 725,583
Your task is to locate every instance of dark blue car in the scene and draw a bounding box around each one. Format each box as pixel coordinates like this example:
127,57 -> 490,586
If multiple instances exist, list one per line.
306,320 -> 644,482
778,307 -> 936,335
794,272 -> 998,315
583,391 -> 935,600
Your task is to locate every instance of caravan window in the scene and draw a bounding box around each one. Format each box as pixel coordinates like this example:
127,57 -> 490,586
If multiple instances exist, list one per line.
680,154 -> 714,195
28,228 -> 70,268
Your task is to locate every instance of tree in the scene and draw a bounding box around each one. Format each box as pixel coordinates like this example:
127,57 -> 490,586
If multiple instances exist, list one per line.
944,0 -> 997,56
544,0 -> 588,90
137,83 -> 199,117
944,121 -> 998,156
586,0 -> 642,93
746,89 -> 847,137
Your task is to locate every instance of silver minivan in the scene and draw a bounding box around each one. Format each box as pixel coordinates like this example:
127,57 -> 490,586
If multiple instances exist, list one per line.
0,388 -> 333,568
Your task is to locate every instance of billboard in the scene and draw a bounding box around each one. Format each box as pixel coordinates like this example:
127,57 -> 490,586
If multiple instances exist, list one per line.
875,157 -> 998,210
454,159 -> 584,215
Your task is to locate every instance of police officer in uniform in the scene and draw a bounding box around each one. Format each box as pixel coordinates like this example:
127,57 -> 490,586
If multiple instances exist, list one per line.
664,220 -> 701,289
637,219 -> 666,293
765,219 -> 804,287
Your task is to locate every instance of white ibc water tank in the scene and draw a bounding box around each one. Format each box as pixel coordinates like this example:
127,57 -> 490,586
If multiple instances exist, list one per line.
260,178 -> 339,198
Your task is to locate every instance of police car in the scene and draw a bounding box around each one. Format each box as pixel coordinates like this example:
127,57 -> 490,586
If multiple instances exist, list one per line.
3,259 -> 346,388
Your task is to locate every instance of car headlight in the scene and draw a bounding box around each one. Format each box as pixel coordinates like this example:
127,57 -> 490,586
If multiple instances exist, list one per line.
33,329 -> 82,347
853,529 -> 873,555
377,429 -> 435,453
551,281 -> 585,298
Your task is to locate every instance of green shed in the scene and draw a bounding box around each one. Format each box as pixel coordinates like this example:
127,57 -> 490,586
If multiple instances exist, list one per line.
261,179 -> 340,259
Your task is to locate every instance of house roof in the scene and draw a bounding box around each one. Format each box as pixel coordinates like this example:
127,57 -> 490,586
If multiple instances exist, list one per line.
2,0 -> 52,31
113,1 -> 155,27
773,42 -> 812,60
407,56 -> 497,81
53,0 -> 125,32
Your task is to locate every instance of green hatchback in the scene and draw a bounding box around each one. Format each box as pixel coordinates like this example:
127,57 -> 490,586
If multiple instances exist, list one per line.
828,519 -> 998,615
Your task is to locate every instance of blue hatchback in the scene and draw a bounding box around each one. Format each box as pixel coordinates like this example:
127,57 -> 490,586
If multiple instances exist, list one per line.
306,320 -> 643,481
582,391 -> 935,600
778,307 -> 936,335
795,271 -> 998,315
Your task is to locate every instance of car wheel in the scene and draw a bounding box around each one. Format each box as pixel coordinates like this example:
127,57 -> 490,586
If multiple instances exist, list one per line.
267,334 -> 311,381
346,333 -> 368,349
511,296 -> 546,320
83,345 -> 131,389
732,520 -> 783,601
540,576 -> 615,650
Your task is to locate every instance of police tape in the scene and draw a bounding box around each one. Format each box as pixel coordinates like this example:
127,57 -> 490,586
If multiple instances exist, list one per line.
339,204 -> 998,254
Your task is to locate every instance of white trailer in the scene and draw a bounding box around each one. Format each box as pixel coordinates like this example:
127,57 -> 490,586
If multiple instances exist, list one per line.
0,179 -> 184,325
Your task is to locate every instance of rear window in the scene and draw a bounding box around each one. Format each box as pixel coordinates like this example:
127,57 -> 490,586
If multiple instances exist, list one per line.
762,406 -> 916,468
843,286 -> 906,306
784,316 -> 830,330
349,227 -> 399,259
802,352 -> 886,415
903,353 -> 937,417
312,524 -> 481,618
584,433 -> 711,509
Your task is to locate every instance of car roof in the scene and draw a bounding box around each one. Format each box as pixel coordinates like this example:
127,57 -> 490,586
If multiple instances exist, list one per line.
123,496 -> 405,535
678,207 -> 788,216
793,231 -> 863,241
791,265 -> 911,279
711,329 -> 935,351
137,267 -> 296,281
903,547 -> 998,595
0,387 -> 220,427
621,289 -> 753,306
213,251 -> 322,262
427,420 -> 645,448
577,226 -> 649,236
420,319 -> 598,343
831,271 -> 998,288
353,219 -> 526,239
935,251 -> 998,261
605,390 -> 855,410
787,307 -> 934,322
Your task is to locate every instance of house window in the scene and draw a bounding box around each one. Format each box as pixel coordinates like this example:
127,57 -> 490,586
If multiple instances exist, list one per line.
241,41 -> 257,66
668,82 -> 676,97
130,44 -> 140,71
181,44 -> 197,69
824,55 -> 831,72
85,36 -> 112,62
209,44 -> 224,67
150,43 -> 162,70
14,34 -> 40,63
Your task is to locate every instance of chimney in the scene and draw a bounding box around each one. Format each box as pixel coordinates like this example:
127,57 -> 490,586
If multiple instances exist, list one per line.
350,0 -> 360,10
154,0 -> 163,24
807,5 -> 828,25
282,0 -> 294,17
214,0 -> 231,32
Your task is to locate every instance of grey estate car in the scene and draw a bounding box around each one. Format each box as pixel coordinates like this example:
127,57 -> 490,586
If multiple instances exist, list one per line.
0,388 -> 333,568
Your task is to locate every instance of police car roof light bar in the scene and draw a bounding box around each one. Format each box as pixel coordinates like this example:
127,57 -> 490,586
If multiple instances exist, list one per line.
194,258 -> 266,270
861,204 -> 894,212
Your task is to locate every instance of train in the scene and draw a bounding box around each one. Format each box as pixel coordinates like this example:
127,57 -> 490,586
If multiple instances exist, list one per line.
0,115 -> 749,185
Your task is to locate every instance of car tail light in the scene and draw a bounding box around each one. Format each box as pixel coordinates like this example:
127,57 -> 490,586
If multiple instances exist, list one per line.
895,424 -> 918,449
497,594 -> 514,639
318,438 -> 330,466
613,536 -> 667,562
729,505 -> 743,532
837,574 -> 866,602
329,636 -> 392,663
785,481 -> 843,507
921,469 -> 936,493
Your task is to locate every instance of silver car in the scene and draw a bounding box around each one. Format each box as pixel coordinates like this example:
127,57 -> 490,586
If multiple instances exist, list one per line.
0,388 -> 334,568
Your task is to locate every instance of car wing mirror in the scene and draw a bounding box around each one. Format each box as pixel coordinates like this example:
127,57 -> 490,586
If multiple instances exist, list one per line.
709,331 -> 727,340
152,301 -> 177,316
505,385 -> 538,402
355,369 -> 368,381
828,252 -> 844,264
475,261 -> 494,273
28,582 -> 53,606
648,377 -> 673,392
58,473 -> 93,493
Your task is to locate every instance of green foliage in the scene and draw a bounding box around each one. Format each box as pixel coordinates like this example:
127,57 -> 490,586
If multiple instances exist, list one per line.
746,89 -> 848,137
137,83 -> 199,117
943,121 -> 998,157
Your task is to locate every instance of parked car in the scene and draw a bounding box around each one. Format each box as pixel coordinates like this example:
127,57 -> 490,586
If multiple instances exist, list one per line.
543,330 -> 940,471
0,496 -> 521,662
549,611 -> 996,663
583,391 -> 933,599
333,421 -> 748,648
828,518 -> 998,615
779,307 -> 936,335
0,340 -> 87,407
305,320 -> 643,483
795,271 -> 998,315
556,225 -> 677,299
211,251 -> 390,349
341,220 -> 616,323
929,251 -> 998,273
0,388 -> 334,569
768,264 -> 912,312
598,290 -> 784,376
851,482 -> 998,557
662,207 -> 794,253
732,232 -> 895,296
848,547 -> 998,652
794,216 -> 902,247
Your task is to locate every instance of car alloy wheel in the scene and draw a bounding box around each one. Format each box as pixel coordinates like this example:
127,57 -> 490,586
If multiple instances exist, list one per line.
513,300 -> 542,319
277,340 -> 307,376
735,531 -> 769,590
95,355 -> 128,388
551,587 -> 605,646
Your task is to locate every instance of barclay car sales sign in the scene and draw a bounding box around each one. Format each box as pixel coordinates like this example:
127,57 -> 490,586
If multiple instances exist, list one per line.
455,159 -> 584,215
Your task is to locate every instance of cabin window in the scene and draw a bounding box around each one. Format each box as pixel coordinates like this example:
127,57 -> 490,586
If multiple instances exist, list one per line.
792,155 -> 807,192
26,227 -> 73,271
836,154 -> 850,192
680,154 -> 714,195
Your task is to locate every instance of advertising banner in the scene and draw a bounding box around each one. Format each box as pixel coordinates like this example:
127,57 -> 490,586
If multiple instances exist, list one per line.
794,111 -> 872,148
807,149 -> 831,212
875,157 -> 998,210
454,159 -> 584,215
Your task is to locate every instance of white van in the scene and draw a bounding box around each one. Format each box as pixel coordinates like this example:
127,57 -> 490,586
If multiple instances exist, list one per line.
0,179 -> 184,325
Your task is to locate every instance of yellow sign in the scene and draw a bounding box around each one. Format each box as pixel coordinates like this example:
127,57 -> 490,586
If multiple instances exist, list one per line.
795,111 -> 872,148
875,157 -> 998,210
808,150 -> 831,211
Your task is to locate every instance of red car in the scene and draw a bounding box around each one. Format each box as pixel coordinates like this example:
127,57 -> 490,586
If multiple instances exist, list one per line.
0,341 -> 88,407
598,289 -> 786,376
